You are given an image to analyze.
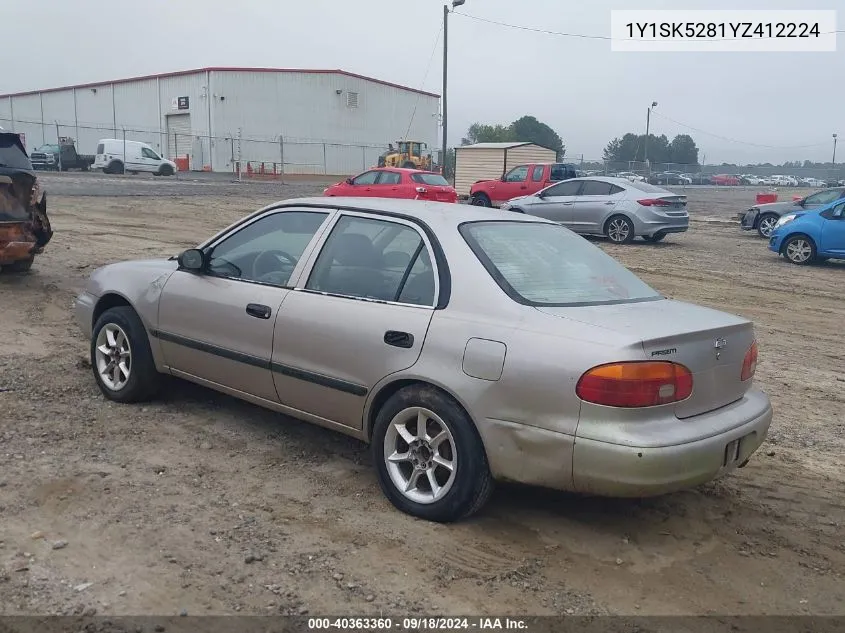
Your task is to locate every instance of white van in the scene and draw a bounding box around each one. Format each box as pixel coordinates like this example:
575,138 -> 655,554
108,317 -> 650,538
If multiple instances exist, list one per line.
93,139 -> 178,176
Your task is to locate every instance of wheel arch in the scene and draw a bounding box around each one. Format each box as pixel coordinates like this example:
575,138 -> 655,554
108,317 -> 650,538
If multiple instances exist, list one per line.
364,377 -> 485,447
603,212 -> 634,233
92,292 -> 135,329
779,231 -> 816,255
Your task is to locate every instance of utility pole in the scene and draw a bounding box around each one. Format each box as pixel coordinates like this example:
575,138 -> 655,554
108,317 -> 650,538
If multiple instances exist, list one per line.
644,101 -> 657,177
833,133 -> 838,165
442,0 -> 465,178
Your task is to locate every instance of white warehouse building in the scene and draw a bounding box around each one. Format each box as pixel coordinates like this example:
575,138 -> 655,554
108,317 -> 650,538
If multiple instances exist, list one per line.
0,67 -> 441,175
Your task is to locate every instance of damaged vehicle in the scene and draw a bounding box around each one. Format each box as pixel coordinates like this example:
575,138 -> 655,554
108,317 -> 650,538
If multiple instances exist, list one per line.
0,131 -> 52,272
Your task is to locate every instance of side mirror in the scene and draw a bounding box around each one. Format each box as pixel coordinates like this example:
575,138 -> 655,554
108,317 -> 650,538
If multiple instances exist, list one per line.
177,248 -> 206,272
345,178 -> 354,185
536,191 -> 547,198
796,198 -> 805,206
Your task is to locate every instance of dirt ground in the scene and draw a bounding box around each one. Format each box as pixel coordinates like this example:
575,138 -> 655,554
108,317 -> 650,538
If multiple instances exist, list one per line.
1,174 -> 843,618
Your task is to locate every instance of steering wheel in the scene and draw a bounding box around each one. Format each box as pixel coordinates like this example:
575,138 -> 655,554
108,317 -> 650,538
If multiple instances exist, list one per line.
251,249 -> 298,281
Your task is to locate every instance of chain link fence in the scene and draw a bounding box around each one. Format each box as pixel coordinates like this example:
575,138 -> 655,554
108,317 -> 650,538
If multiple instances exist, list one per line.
0,117 -> 391,177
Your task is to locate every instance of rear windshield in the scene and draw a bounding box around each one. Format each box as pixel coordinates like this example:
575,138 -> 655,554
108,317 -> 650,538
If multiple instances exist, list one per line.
0,134 -> 33,170
460,221 -> 662,307
626,180 -> 668,193
411,173 -> 449,186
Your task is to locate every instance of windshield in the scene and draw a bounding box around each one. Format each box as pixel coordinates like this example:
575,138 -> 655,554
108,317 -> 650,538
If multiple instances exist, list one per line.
460,221 -> 662,307
35,144 -> 59,152
411,173 -> 449,186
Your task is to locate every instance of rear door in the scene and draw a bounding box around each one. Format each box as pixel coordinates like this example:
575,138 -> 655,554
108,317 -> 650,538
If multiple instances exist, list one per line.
571,180 -> 626,233
371,170 -> 403,198
526,179 -> 583,224
270,211 -> 439,429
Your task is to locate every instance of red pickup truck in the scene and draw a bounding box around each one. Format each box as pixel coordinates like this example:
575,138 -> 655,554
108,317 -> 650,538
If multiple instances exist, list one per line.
469,162 -> 578,207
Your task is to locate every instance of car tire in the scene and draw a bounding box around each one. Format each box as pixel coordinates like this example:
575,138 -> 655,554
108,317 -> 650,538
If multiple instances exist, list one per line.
2,256 -> 34,273
643,232 -> 666,243
371,384 -> 494,523
757,213 -> 779,238
781,235 -> 817,265
470,193 -> 491,207
90,306 -> 160,403
159,164 -> 175,177
605,214 -> 635,244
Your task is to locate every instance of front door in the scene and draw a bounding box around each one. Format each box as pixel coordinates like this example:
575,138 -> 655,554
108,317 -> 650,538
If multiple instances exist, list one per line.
346,169 -> 382,197
156,208 -> 333,401
820,202 -> 845,256
571,180 -> 626,234
493,165 -> 531,204
139,146 -> 163,173
526,179 -> 583,224
271,212 -> 438,429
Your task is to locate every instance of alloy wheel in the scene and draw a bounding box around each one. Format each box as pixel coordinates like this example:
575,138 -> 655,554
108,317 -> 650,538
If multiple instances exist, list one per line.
785,238 -> 813,264
383,407 -> 457,505
758,216 -> 778,238
95,323 -> 132,391
607,218 -> 631,243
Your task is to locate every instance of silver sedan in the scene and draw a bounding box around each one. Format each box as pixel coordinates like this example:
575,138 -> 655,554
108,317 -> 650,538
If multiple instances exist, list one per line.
501,176 -> 689,244
74,197 -> 771,522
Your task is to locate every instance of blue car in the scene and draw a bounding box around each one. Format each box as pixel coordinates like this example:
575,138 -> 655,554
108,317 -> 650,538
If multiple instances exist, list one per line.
768,197 -> 845,265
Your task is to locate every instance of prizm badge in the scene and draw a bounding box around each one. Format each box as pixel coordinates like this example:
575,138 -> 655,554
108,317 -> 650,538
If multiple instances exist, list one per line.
651,348 -> 677,357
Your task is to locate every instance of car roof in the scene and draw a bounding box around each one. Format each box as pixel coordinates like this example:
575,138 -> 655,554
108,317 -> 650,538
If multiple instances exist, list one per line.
266,196 -> 552,230
370,167 -> 439,174
564,175 -> 633,185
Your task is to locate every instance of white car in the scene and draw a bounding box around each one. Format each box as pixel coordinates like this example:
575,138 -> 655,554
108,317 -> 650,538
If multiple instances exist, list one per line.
616,171 -> 645,182
93,138 -> 178,176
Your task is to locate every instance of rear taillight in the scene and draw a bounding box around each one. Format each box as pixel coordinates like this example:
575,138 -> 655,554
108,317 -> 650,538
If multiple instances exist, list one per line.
637,198 -> 672,207
576,361 -> 693,408
741,341 -> 758,381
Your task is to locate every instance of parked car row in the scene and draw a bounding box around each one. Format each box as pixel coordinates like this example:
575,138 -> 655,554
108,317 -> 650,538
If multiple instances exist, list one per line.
737,186 -> 845,265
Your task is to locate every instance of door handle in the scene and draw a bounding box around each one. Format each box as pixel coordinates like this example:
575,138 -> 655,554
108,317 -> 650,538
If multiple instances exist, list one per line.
384,330 -> 414,349
605,201 -> 616,205
562,201 -> 574,205
246,303 -> 271,319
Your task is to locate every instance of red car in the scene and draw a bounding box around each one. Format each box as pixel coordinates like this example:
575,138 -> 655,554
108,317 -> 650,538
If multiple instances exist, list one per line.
711,174 -> 740,186
323,167 -> 457,203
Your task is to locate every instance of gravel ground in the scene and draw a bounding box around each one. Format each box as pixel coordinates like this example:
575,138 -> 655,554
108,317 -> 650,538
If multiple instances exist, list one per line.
0,177 -> 843,618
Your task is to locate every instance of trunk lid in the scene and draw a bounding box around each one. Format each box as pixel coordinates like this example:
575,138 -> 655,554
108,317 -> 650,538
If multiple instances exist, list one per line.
537,299 -> 755,418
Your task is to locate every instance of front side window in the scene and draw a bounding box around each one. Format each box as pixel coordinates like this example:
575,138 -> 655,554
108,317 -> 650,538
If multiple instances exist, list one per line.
142,147 -> 160,160
206,211 -> 329,286
352,171 -> 380,185
306,215 -> 436,305
504,166 -> 529,182
805,190 -> 842,206
460,221 -> 662,307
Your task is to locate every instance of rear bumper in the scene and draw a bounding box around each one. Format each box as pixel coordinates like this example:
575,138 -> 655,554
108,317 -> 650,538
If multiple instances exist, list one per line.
0,240 -> 36,265
572,388 -> 773,497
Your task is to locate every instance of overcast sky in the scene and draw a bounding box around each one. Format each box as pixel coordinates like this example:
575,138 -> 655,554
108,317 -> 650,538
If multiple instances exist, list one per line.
3,0 -> 842,164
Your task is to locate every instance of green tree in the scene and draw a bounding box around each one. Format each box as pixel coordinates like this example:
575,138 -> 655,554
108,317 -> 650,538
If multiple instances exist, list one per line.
668,134 -> 699,165
461,116 -> 566,159
510,115 -> 565,156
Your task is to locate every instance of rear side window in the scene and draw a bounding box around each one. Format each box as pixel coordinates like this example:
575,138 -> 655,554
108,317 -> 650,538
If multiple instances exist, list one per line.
377,171 -> 402,185
549,164 -> 573,181
580,181 -> 616,196
532,166 -> 545,181
96,144 -> 104,154
411,173 -> 449,186
460,221 -> 662,307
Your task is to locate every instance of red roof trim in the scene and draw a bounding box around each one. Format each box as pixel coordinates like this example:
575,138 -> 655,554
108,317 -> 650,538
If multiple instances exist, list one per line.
0,67 -> 440,99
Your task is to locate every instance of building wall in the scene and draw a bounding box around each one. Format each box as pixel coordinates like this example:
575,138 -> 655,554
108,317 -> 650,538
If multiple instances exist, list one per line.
210,70 -> 440,175
454,148 -> 507,197
0,70 -> 439,174
505,145 -> 557,171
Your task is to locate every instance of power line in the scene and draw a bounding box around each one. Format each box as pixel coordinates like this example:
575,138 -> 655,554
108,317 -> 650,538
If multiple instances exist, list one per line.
453,11 -> 844,41
651,111 -> 831,149
405,20 -> 444,139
